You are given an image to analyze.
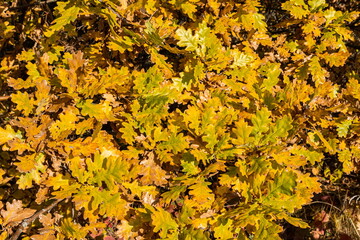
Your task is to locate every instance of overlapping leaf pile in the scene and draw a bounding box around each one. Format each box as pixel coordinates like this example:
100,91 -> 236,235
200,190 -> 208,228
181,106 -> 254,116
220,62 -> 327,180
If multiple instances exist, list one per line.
0,0 -> 359,239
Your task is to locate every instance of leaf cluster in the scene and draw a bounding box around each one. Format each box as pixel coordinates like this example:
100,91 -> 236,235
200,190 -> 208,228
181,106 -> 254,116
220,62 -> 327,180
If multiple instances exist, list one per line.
0,0 -> 359,239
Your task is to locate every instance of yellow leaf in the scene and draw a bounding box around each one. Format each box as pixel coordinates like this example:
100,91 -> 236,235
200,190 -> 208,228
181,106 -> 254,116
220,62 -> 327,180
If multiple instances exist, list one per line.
11,91 -> 36,116
14,153 -> 37,173
45,174 -> 70,191
150,206 -> 178,238
0,125 -> 22,145
189,180 -> 214,209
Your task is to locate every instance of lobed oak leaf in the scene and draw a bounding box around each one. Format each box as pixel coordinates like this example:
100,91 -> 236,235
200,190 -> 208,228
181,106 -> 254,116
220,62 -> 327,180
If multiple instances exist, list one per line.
160,132 -> 188,154
49,106 -> 79,140
254,217 -> 283,240
26,62 -> 41,81
308,56 -> 329,86
1,199 -> 36,226
338,148 -> 353,174
214,218 -> 234,240
282,0 -> 309,19
346,78 -> 360,100
51,183 -> 81,199
0,125 -> 22,146
251,107 -> 272,134
180,2 -> 197,20
122,181 -> 158,201
162,185 -> 187,205
265,115 -> 293,143
45,174 -> 70,191
30,229 -> 56,240
321,51 -> 350,67
45,5 -> 80,37
16,49 -> 35,62
11,91 -> 36,116
14,153 -> 38,173
34,79 -> 51,113
175,27 -> 198,51
233,119 -> 254,146
188,180 -> 214,209
17,154 -> 46,189
337,119 -> 352,138
139,152 -> 169,186
36,187 -> 49,204
91,191 -> 128,220
60,218 -> 87,239
7,77 -> 34,90
116,220 -> 137,239
231,50 -> 253,68
75,118 -> 95,135
308,0 -> 327,11
77,99 -> 117,122
260,62 -> 281,91
149,206 -> 178,239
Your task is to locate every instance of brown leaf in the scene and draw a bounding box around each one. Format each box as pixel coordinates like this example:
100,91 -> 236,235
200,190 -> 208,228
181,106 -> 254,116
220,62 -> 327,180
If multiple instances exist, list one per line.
139,152 -> 169,186
1,200 -> 36,226
39,213 -> 55,227
31,229 -> 56,240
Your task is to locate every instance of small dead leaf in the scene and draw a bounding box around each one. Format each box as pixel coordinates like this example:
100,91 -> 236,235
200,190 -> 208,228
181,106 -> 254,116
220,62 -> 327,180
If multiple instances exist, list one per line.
1,199 -> 36,226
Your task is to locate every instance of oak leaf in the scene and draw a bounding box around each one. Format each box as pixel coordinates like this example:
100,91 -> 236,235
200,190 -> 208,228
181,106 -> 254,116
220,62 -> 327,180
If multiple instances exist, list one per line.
150,206 -> 178,238
1,200 -> 36,226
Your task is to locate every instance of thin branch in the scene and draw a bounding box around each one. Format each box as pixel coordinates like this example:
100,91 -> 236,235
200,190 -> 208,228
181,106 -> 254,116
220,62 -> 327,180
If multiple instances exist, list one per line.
0,96 -> 10,101
9,198 -> 64,240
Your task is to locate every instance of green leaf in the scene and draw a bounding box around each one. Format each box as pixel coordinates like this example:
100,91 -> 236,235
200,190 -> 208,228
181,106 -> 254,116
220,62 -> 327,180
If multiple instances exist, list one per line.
162,185 -> 187,204
45,5 -> 80,37
260,63 -> 281,91
251,108 -> 272,134
290,146 -> 324,165
337,119 -> 352,137
61,218 -> 87,239
308,0 -> 327,11
282,0 -> 309,19
175,27 -> 198,51
264,115 -> 293,143
77,99 -> 117,122
181,153 -> 200,175
254,217 -> 282,240
268,170 -> 297,197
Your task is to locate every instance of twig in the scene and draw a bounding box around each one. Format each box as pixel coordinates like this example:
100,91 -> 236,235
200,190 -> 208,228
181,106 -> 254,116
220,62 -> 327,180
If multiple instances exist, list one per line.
305,200 -> 343,212
0,96 -> 10,101
9,198 -> 64,240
